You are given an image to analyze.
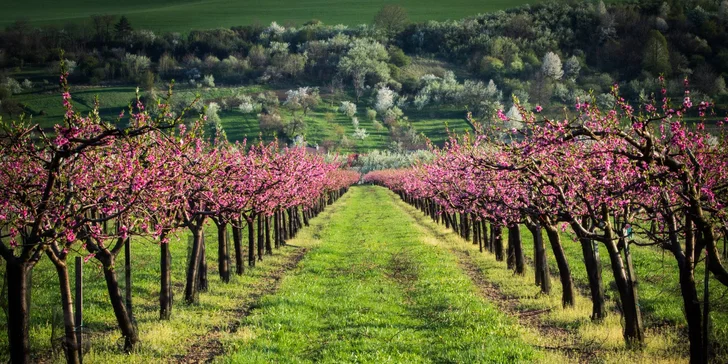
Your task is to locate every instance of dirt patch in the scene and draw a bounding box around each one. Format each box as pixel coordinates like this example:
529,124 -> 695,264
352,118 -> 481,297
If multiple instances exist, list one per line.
452,249 -> 573,339
175,246 -> 308,364
386,249 -> 419,294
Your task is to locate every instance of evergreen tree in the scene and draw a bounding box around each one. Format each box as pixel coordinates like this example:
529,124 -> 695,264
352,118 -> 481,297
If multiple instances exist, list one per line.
115,16 -> 133,41
642,30 -> 671,76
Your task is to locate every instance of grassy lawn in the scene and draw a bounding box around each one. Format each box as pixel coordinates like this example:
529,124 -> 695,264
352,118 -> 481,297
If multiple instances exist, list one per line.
219,186 -> 536,363
1,0 -> 541,33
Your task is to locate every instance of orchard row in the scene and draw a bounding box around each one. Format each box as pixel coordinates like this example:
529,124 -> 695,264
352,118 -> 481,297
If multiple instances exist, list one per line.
0,71 -> 359,363
364,80 -> 728,363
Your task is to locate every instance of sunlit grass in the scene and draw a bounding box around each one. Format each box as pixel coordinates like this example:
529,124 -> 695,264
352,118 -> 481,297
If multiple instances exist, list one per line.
220,186 -> 536,363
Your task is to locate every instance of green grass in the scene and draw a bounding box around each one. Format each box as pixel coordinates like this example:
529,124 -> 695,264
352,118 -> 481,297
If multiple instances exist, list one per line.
1,0 -> 541,33
406,106 -> 473,146
219,186 -> 536,363
0,215 -> 312,363
10,84 -> 268,130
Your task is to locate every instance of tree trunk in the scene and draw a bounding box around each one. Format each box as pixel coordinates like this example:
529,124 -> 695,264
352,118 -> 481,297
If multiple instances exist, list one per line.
493,225 -> 504,261
217,223 -> 230,283
509,225 -> 525,275
274,211 -> 281,249
667,212 -> 703,362
282,210 -> 289,242
265,215 -> 273,255
623,240 -> 642,340
679,255 -> 703,363
124,237 -> 133,322
572,221 -> 606,321
463,213 -> 470,241
232,224 -> 244,275
247,218 -> 256,267
603,233 -> 644,345
99,252 -> 139,351
160,232 -> 172,320
481,220 -> 488,253
474,217 -> 482,251
49,256 -> 81,364
184,228 -> 202,303
257,214 -> 264,261
544,224 -> 575,307
198,234 -> 208,292
507,230 -> 516,270
527,221 -> 551,294
6,260 -> 31,364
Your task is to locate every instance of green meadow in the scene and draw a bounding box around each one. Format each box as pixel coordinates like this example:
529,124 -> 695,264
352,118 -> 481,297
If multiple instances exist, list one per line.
0,0 -> 540,32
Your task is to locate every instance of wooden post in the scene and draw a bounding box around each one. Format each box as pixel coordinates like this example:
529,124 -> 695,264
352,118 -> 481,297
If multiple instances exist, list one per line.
75,256 -> 83,364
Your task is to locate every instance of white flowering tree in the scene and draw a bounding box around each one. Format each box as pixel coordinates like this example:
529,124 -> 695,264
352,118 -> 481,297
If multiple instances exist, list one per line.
541,52 -> 564,80
201,74 -> 215,88
353,127 -> 369,140
375,86 -> 396,113
284,87 -> 321,115
237,94 -> 256,113
206,102 -> 226,145
339,101 -> 357,117
338,38 -> 391,101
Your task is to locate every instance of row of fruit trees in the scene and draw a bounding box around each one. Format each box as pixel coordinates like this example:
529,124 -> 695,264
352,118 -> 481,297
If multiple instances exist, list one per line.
364,79 -> 728,363
0,67 -> 359,363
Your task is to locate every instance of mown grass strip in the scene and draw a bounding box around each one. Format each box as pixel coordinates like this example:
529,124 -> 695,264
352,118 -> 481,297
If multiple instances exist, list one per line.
220,185 -> 535,363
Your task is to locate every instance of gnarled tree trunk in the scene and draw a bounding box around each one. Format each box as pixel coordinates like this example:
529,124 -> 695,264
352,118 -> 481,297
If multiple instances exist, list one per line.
509,225 -> 525,275
544,223 -> 575,307
571,220 -> 605,320
5,259 -> 32,364
197,234 -> 208,292
232,223 -> 244,275
493,225 -> 504,261
46,251 -> 81,364
526,220 -> 550,294
217,222 -> 230,283
184,227 -> 203,303
603,222 -> 643,346
98,250 -> 139,351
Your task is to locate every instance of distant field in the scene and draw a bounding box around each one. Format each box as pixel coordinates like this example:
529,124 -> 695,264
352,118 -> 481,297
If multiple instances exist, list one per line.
0,0 -> 538,32
8,83 -> 472,151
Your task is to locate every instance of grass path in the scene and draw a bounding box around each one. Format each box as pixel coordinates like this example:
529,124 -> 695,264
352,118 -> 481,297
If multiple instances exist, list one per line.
219,186 -> 536,363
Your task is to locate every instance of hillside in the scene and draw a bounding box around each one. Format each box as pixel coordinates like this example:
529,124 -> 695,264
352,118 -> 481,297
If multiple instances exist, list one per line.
0,0 -> 539,32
